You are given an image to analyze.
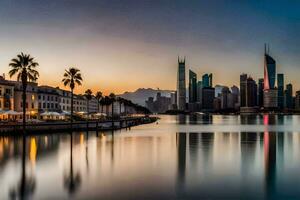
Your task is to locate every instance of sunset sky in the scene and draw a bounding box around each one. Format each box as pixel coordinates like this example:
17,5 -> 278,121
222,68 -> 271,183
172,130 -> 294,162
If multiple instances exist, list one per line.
0,0 -> 300,94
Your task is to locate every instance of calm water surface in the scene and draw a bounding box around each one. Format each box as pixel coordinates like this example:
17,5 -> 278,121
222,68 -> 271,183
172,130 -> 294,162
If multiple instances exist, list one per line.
1,114 -> 300,199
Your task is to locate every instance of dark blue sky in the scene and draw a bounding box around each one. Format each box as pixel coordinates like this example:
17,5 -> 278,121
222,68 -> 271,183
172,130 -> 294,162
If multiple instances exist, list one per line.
0,0 -> 299,93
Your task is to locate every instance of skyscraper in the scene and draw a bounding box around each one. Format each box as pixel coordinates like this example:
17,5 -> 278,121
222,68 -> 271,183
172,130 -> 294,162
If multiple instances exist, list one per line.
240,74 -> 247,107
277,74 -> 284,109
177,57 -> 186,111
202,74 -> 210,88
264,45 -> 276,90
197,81 -> 202,103
263,45 -> 278,109
189,70 -> 197,103
202,73 -> 213,88
258,78 -> 264,107
285,83 -> 293,109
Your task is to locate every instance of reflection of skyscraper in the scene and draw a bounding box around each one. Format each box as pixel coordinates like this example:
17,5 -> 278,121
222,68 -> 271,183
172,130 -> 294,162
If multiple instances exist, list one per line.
176,132 -> 186,193
177,57 -> 186,111
189,70 -> 197,103
277,74 -> 284,109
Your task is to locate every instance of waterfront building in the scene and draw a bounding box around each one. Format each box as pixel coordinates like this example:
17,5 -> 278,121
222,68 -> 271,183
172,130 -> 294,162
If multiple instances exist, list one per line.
38,86 -> 61,112
177,57 -> 186,111
0,76 -> 15,111
215,85 -> 225,98
202,87 -> 215,111
295,91 -> 300,111
240,74 -> 258,112
220,87 -> 230,110
12,81 -> 39,115
240,74 -> 247,107
88,96 -> 99,113
277,74 -> 284,109
264,89 -> 278,109
284,83 -> 293,109
189,70 -> 197,103
73,95 -> 87,112
213,97 -> 221,111
258,78 -> 264,107
56,88 -> 72,112
197,81 -> 202,103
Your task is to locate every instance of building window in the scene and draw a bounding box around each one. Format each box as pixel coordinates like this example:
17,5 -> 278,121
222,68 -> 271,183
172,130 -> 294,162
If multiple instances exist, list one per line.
47,96 -> 50,101
32,103 -> 34,109
26,103 -> 28,109
43,95 -> 45,100
31,95 -> 35,101
5,89 -> 11,95
47,103 -> 50,108
43,103 -> 46,108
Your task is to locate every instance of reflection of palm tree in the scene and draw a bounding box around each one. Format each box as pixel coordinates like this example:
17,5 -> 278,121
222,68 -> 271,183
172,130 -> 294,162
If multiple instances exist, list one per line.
64,132 -> 81,195
9,53 -> 39,132
9,136 -> 36,199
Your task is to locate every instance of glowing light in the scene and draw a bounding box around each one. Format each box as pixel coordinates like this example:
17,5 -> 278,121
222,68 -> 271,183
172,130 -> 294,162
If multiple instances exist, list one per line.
29,137 -> 37,165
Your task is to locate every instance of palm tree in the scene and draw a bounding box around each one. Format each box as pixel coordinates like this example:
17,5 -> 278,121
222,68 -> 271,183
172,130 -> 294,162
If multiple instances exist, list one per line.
9,52 -> 39,132
109,93 -> 116,117
84,89 -> 93,123
103,96 -> 110,116
95,91 -> 103,113
62,68 -> 82,125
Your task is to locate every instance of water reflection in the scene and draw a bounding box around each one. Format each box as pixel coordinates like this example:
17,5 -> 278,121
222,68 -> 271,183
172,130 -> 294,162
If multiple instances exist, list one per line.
64,132 -> 81,195
0,115 -> 300,199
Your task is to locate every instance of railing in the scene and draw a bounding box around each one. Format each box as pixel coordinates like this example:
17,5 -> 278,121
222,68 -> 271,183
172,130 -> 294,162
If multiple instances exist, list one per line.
0,116 -> 155,134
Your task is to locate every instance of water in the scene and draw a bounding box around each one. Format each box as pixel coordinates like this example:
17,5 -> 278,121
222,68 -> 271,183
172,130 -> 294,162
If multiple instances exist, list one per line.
1,114 -> 300,199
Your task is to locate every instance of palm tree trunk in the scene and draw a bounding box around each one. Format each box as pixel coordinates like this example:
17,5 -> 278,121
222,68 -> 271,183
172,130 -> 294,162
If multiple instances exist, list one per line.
22,85 -> 26,133
86,100 -> 89,128
112,102 -> 114,128
71,90 -> 74,127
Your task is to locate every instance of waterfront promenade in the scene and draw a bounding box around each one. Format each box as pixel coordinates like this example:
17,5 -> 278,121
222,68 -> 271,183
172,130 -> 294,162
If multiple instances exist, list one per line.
0,116 -> 157,135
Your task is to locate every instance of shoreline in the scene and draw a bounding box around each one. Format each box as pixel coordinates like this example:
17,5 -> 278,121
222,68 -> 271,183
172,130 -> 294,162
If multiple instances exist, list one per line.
0,116 -> 158,136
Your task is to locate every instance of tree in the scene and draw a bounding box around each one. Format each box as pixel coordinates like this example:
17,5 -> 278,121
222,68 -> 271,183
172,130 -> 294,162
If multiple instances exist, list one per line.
62,68 -> 82,125
109,93 -> 116,128
95,91 -> 103,113
9,52 -> 39,132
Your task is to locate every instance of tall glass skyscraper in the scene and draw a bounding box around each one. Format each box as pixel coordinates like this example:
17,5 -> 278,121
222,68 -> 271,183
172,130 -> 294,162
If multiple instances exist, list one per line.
177,57 -> 186,111
189,70 -> 197,103
264,51 -> 276,90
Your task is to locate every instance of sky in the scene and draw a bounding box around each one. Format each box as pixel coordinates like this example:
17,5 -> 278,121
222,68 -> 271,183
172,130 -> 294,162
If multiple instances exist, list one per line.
0,0 -> 300,94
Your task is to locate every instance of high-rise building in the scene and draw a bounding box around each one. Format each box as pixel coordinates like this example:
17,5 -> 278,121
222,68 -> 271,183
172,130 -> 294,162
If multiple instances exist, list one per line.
246,77 -> 257,107
277,74 -> 284,109
240,74 -> 247,107
295,91 -> 300,111
189,70 -> 197,103
240,74 -> 258,112
177,57 -> 186,111
197,81 -> 202,103
258,78 -> 264,107
202,74 -> 210,88
209,73 -> 213,87
202,87 -> 215,111
264,45 -> 276,90
285,83 -> 293,109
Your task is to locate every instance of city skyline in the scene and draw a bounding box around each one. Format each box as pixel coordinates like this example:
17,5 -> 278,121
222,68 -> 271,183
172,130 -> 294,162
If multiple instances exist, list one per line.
0,0 -> 300,94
